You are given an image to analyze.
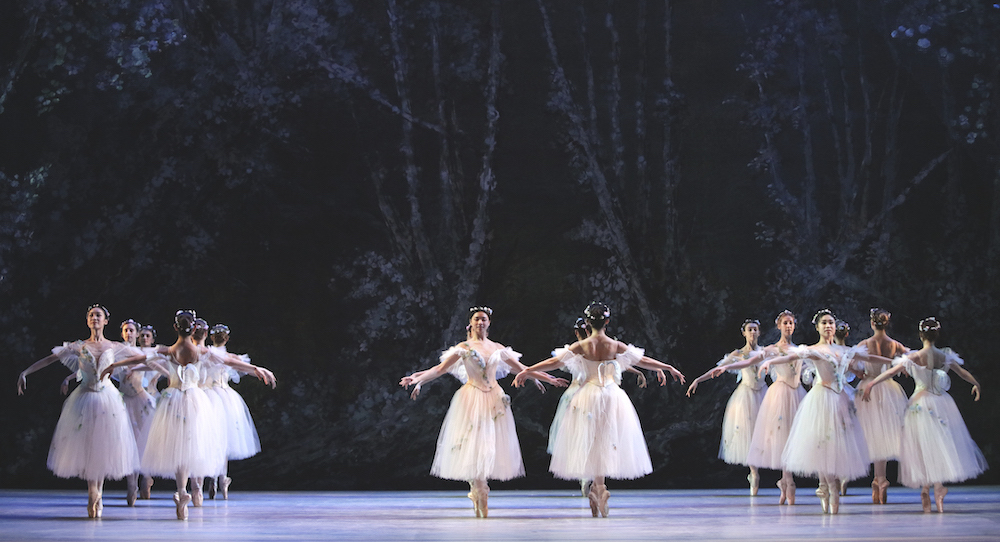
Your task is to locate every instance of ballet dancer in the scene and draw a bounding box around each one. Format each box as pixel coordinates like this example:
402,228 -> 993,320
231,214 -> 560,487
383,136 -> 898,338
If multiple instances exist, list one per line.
512,302 -> 684,517
399,307 -> 566,518
17,305 -> 147,518
861,317 -> 987,513
686,319 -> 767,495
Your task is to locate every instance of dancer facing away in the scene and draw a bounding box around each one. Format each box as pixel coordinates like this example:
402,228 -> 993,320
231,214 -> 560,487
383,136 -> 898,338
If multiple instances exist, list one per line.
189,317 -> 227,505
205,323 -> 263,500
861,317 -> 987,513
550,318 -> 660,497
756,309 -> 894,514
702,310 -> 805,504
513,302 -> 685,518
17,305 -> 148,518
101,310 -> 276,520
854,308 -> 909,504
399,307 -> 567,518
686,319 -> 768,496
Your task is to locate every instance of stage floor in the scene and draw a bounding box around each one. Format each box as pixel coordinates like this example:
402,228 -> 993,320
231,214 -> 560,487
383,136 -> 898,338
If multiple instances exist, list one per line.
1,486 -> 997,541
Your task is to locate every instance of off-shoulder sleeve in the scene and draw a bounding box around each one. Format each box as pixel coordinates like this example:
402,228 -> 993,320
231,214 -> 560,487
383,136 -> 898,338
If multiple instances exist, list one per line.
51,341 -> 84,373
842,343 -> 867,371
616,344 -> 644,370
493,347 -> 521,379
441,346 -> 469,384
942,348 -> 965,368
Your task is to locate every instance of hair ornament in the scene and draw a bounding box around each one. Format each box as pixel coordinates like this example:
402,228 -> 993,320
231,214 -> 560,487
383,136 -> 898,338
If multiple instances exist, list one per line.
174,309 -> 197,334
835,319 -> 851,336
918,317 -> 941,334
584,302 -> 611,321
89,304 -> 110,319
139,324 -> 157,340
870,307 -> 891,328
210,323 -> 230,336
193,318 -> 208,330
469,306 -> 493,316
812,308 -> 836,325
741,318 -> 761,331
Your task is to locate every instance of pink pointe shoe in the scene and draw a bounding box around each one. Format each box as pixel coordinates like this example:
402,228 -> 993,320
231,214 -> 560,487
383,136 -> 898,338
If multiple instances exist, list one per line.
174,492 -> 191,520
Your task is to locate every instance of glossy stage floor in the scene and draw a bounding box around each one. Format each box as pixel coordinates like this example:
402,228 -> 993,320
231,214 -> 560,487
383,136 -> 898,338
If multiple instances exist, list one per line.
1,486 -> 998,541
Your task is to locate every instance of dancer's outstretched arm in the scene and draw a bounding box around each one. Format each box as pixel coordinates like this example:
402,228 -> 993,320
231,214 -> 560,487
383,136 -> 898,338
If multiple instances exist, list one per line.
500,353 -> 567,391
512,356 -> 565,388
755,352 -> 801,379
100,352 -> 161,381
635,356 -> 684,386
17,353 -> 62,395
950,363 -> 982,401
400,351 -> 462,399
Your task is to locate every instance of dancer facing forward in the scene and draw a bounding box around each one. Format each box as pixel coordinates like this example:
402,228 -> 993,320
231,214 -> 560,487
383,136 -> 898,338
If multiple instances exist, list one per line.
17,305 -> 147,518
513,302 -> 685,518
399,307 -> 566,518
854,308 -> 909,504
756,309 -> 894,514
100,310 -> 276,520
861,317 -> 987,513
686,319 -> 768,496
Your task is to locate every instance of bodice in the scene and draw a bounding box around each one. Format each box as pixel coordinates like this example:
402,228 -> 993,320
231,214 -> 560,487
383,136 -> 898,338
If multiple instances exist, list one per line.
558,345 -> 643,388
718,349 -> 765,391
798,344 -> 858,393
53,341 -> 141,392
444,345 -> 519,391
896,349 -> 962,397
167,359 -> 202,392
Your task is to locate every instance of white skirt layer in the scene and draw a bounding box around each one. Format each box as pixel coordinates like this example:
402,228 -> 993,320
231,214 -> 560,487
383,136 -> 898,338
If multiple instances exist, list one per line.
898,391 -> 988,487
214,385 -> 261,460
142,387 -> 227,479
430,383 -> 524,482
719,384 -> 766,466
202,387 -> 231,469
47,386 -> 141,480
122,391 -> 157,458
549,383 -> 652,481
782,384 -> 870,480
547,381 -> 582,454
855,378 -> 907,462
746,382 -> 806,470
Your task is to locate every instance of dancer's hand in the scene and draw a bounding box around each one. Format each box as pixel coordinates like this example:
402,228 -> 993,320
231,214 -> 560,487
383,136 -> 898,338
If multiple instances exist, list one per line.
708,366 -> 727,379
972,384 -> 980,402
409,383 -> 422,400
757,360 -> 771,379
253,367 -> 277,388
668,367 -> 685,384
860,383 -> 873,402
685,380 -> 699,397
99,366 -> 115,381
60,375 -> 72,396
512,369 -> 530,388
16,372 -> 27,395
636,371 -> 648,388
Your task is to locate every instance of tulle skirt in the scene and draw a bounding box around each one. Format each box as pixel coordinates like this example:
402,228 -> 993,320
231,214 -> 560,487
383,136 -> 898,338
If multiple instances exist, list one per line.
898,391 -> 988,487
547,381 -> 582,454
549,383 -> 652,481
746,382 -> 806,470
47,385 -> 141,480
122,391 -> 157,458
855,378 -> 907,462
719,384 -> 766,466
142,387 -> 227,479
214,384 -> 261,460
782,384 -> 870,480
430,383 -> 524,482
202,387 -> 231,466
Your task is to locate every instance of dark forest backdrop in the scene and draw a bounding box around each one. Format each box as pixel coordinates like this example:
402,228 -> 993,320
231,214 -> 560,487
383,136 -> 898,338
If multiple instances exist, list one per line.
1,0 -> 997,490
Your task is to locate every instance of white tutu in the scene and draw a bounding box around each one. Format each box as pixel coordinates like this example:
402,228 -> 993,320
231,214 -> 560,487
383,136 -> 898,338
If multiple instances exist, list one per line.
896,354 -> 988,487
716,357 -> 766,466
854,375 -> 907,462
429,346 -> 524,481
47,342 -> 141,481
547,380 -> 582,454
746,380 -> 806,469
782,384 -> 870,480
549,346 -> 652,481
121,390 -> 157,458
142,361 -> 227,478
206,348 -> 261,459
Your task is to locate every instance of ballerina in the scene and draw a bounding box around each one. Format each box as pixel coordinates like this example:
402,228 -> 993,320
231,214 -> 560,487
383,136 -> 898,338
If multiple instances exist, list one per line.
16,304 -> 147,518
101,310 -> 276,520
204,323 -> 263,500
861,317 -> 987,513
114,318 -> 158,504
686,319 -> 768,496
704,310 -> 805,504
138,324 -> 165,400
854,308 -> 909,504
188,317 -> 228,506
399,306 -> 566,518
756,309 -> 894,514
512,302 -> 684,517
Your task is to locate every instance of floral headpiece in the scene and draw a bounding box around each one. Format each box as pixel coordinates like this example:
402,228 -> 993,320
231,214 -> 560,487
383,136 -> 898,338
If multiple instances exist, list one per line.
584,302 -> 611,321
210,323 -> 230,336
774,310 -> 796,325
139,324 -> 156,340
469,306 -> 493,316
120,318 -> 140,331
835,319 -> 851,335
741,318 -> 760,331
918,317 -> 941,333
193,318 -> 209,330
174,309 -> 197,334
870,307 -> 891,328
812,308 -> 836,325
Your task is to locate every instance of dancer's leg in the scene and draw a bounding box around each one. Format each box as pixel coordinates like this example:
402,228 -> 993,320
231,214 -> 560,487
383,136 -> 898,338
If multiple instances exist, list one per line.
86,479 -> 103,518
126,472 -> 139,506
174,470 -> 192,520
140,474 -> 154,499
748,466 -> 760,496
933,483 -> 947,513
191,476 -> 204,507
920,485 -> 931,513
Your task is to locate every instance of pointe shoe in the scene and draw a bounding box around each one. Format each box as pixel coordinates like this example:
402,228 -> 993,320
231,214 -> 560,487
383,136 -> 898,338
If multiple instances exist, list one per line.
220,477 -> 232,500
816,484 -> 830,514
580,479 -> 592,498
174,492 -> 191,520
468,489 -> 482,518
140,478 -> 153,500
598,487 -> 610,518
777,480 -> 787,505
787,481 -> 796,505
86,490 -> 103,519
840,478 -> 848,496
127,486 -> 138,507
878,479 -> 890,504
921,488 -> 931,513
588,485 -> 610,518
830,486 -> 840,514
587,488 -> 600,517
748,472 -> 760,496
479,490 -> 489,518
192,485 -> 203,507
871,480 -> 880,504
207,476 -> 216,500
935,486 -> 947,513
